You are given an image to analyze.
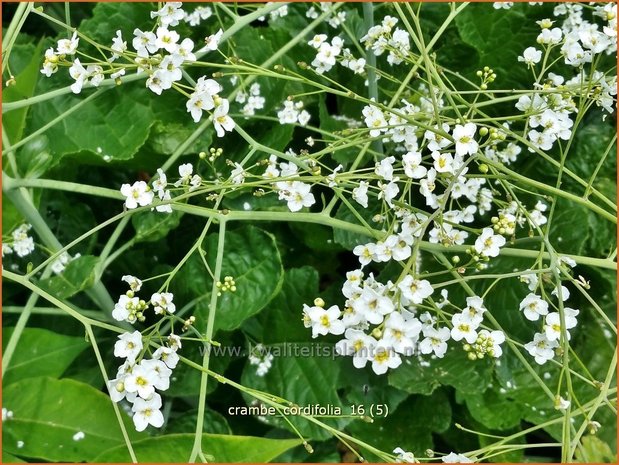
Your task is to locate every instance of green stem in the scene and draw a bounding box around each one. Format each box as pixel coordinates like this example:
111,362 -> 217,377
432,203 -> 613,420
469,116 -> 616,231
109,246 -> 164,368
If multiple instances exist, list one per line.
362,2 -> 383,158
189,220 -> 227,463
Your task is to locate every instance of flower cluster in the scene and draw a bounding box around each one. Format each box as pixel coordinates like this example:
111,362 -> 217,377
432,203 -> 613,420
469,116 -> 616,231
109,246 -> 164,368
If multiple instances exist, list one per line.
277,99 -> 311,126
235,82 -> 266,117
519,259 -> 581,365
40,2 -> 235,135
108,275 -> 182,431
248,343 -> 274,377
2,224 -> 35,258
108,330 -> 181,431
361,16 -> 411,65
261,155 -> 316,212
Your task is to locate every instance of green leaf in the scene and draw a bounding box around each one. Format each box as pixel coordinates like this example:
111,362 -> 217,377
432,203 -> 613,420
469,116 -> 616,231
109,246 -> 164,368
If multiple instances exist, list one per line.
346,390 -> 452,458
575,435 -> 617,463
241,353 -> 349,440
2,377 -> 144,462
333,201 -> 379,250
4,38 -> 44,145
15,135 -> 54,179
176,225 -> 284,333
165,407 -> 232,435
318,97 -> 359,166
389,347 -> 493,395
2,327 -> 88,386
454,4 -> 540,89
132,210 -> 183,243
548,198 -> 590,255
37,255 -> 100,299
255,266 -> 320,344
2,451 -> 25,463
93,433 -> 302,462
458,388 -> 522,430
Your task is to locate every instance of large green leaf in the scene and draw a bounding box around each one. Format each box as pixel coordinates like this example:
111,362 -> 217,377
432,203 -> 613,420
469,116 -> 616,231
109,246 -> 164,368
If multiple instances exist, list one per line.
346,390 -> 452,459
165,407 -> 232,435
176,225 -> 284,333
241,353 -> 349,440
389,347 -> 493,395
2,327 -> 88,386
455,3 -> 541,89
93,433 -> 302,462
132,209 -> 183,243
37,255 -> 100,299
254,266 -> 320,344
2,377 -> 144,462
457,388 -> 523,431
2,451 -> 25,463
3,38 -> 43,146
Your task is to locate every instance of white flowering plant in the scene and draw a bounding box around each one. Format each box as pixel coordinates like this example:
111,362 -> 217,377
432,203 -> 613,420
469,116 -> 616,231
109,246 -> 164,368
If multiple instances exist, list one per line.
2,2 -> 616,463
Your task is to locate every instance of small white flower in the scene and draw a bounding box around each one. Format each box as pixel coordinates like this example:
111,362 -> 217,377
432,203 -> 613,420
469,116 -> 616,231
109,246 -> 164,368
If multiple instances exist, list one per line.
442,452 -> 473,463
304,304 -> 345,338
419,326 -> 451,358
524,332 -> 558,365
204,29 -> 223,51
57,32 -> 79,55
398,276 -> 433,304
335,328 -> 377,369
352,181 -> 369,208
114,331 -> 143,363
519,293 -> 549,321
474,228 -> 506,257
122,275 -> 143,292
213,99 -> 235,137
518,47 -> 542,66
370,341 -> 402,375
451,313 -> 478,344
452,123 -> 478,156
151,292 -> 176,314
131,393 -> 164,432
120,181 -> 154,209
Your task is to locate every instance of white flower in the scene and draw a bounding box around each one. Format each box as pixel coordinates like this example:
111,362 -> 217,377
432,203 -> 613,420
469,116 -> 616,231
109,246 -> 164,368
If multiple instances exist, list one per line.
353,243 -> 376,267
213,99 -> 235,137
442,452 -> 473,463
452,123 -> 478,156
155,27 -> 180,53
151,292 -> 176,314
353,287 -> 394,325
524,332 -> 558,365
57,32 -> 79,55
375,156 -> 396,181
362,104 -> 388,137
383,312 -> 422,355
279,181 -> 315,212
11,224 -> 35,257
394,447 -> 418,463
335,328 -> 377,369
112,294 -> 139,323
110,30 -> 127,60
519,293 -> 549,321
474,228 -> 506,258
308,34 -> 328,49
402,151 -> 427,179
544,308 -> 579,341
122,274 -> 143,292
141,359 -> 172,391
398,276 -> 433,304
124,362 -> 158,399
352,181 -> 369,208
304,304 -> 345,338
132,28 -> 158,56
419,326 -> 451,358
41,48 -> 59,77
451,313 -> 478,344
153,346 -> 180,369
120,181 -> 155,209
370,341 -> 402,375
132,393 -> 164,432
461,296 -> 487,326
478,329 -> 505,357
114,331 -> 143,363
518,47 -> 542,66
204,29 -> 223,51
151,2 -> 185,27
